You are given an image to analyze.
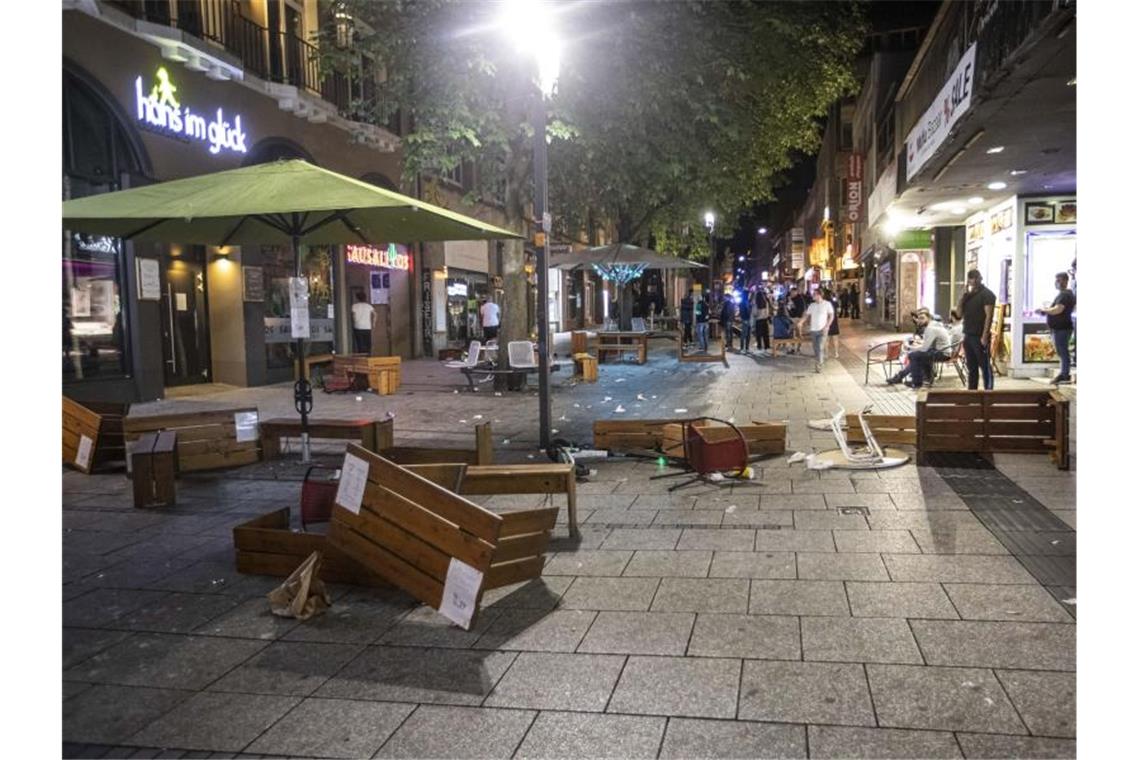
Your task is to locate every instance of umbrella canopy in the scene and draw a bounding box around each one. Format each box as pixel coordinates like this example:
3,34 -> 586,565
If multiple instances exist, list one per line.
550,243 -> 705,272
61,159 -> 520,245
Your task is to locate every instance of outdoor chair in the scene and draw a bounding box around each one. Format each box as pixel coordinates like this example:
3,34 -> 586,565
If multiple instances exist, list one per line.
508,340 -> 539,370
631,317 -> 648,332
649,417 -> 751,492
299,464 -> 340,531
445,340 -> 483,369
928,340 -> 965,386
865,340 -> 904,384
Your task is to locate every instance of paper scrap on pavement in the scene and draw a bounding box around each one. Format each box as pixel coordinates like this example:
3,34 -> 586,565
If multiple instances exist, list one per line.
234,411 -> 259,443
439,557 -> 483,628
76,435 -> 93,469
603,397 -> 613,402
473,414 -> 483,420
674,408 -> 688,414
637,394 -> 648,401
614,405 -> 626,413
334,453 -> 369,515
787,451 -> 807,464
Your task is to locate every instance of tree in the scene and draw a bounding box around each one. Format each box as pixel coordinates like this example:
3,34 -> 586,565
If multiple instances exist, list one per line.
318,0 -> 865,336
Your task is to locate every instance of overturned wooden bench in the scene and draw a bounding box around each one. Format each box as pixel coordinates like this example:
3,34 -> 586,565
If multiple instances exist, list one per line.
371,418 -> 494,465
406,462 -> 578,538
124,408 -> 261,472
916,389 -> 1070,470
62,396 -> 129,473
260,418 -> 385,460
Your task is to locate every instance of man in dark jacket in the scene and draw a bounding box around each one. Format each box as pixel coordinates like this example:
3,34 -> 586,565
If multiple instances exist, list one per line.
719,293 -> 736,350
957,269 -> 997,390
788,286 -> 807,353
695,294 -> 710,352
737,290 -> 752,351
680,290 -> 694,345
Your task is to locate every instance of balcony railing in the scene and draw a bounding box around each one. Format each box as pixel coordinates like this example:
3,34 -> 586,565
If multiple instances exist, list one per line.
105,0 -> 351,113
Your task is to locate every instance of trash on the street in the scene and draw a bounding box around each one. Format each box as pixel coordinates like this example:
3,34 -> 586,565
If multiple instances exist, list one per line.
787,451 -> 807,463
355,396 -> 363,402
473,414 -> 483,419
674,408 -> 688,413
614,405 -> 626,413
268,551 -> 331,621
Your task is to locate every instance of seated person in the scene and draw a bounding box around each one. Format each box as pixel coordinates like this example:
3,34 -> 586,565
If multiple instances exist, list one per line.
887,308 -> 952,387
772,305 -> 795,341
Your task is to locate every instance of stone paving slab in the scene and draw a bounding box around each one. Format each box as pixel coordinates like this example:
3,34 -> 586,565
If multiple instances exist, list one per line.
474,609 -> 597,653
650,578 -> 751,613
738,661 -> 876,726
484,651 -> 626,711
943,583 -> 1074,623
801,616 -> 924,664
128,691 -> 301,753
65,633 -> 267,690
995,669 -> 1076,738
708,551 -> 797,579
807,725 -> 963,758
246,698 -> 414,758
206,641 -> 363,696
621,550 -> 712,578
686,613 -> 801,660
660,718 -> 807,758
910,620 -> 1076,671
375,704 -> 536,759
797,552 -> 889,581
559,577 -> 660,611
955,732 -> 1076,758
866,664 -> 1027,734
749,580 -> 851,617
63,685 -> 193,746
577,611 -> 695,656
608,656 -> 740,719
515,711 -> 665,759
883,554 -> 1038,584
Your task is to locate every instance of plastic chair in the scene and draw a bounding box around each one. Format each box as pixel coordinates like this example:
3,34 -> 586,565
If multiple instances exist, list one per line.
650,417 -> 750,492
445,340 -> 482,369
865,340 -> 904,384
300,465 -> 340,531
507,340 -> 538,369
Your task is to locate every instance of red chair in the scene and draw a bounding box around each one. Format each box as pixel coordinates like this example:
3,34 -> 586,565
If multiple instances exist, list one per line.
300,465 -> 339,531
651,417 -> 750,492
865,340 -> 904,384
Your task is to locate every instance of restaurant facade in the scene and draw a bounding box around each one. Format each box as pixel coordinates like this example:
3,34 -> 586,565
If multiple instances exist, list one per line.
62,2 -> 410,404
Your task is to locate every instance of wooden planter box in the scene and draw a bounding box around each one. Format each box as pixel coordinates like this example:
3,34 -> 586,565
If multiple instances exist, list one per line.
125,408 -> 262,472
594,419 -> 786,459
62,396 -> 129,473
916,389 -> 1070,469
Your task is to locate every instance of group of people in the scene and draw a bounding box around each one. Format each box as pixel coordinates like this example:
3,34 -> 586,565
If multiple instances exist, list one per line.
884,268 -> 1075,389
679,283 -> 849,373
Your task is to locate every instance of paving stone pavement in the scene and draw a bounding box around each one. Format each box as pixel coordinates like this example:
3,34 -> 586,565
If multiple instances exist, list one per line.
62,321 -> 1076,758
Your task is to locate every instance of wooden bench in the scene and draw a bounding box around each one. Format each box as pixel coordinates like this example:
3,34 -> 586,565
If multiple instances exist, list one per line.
260,418 -> 385,460
594,419 -> 786,459
573,353 -> 598,383
62,396 -> 129,473
124,408 -> 261,472
676,333 -> 729,367
332,354 -> 402,395
328,446 -> 557,628
130,431 -> 177,509
372,418 -> 494,465
295,353 -> 336,382
916,389 -> 1070,469
408,462 -> 578,538
596,332 -> 648,364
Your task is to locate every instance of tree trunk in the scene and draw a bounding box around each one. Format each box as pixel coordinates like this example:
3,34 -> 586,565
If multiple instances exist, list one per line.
495,118 -> 533,390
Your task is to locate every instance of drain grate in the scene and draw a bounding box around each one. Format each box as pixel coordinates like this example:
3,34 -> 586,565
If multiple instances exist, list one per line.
838,506 -> 870,516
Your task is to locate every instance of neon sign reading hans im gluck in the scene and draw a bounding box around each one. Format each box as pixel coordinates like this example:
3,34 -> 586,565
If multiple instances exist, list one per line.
134,67 -> 249,155
345,243 -> 411,271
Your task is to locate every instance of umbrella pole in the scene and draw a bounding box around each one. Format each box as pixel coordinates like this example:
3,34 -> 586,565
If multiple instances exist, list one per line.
292,231 -> 312,463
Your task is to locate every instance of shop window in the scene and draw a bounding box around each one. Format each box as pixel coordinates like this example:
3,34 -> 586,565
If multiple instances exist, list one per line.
445,272 -> 489,344
262,245 -> 337,370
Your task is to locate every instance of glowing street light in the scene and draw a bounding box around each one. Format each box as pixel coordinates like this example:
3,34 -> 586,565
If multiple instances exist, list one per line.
499,0 -> 562,451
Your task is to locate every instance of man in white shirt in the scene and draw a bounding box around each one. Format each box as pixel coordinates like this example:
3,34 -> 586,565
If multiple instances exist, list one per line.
351,291 -> 375,354
887,308 -> 951,387
480,298 -> 501,342
798,288 -> 834,373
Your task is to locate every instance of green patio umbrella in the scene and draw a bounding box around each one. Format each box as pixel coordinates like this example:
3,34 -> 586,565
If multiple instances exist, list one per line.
62,159 -> 521,461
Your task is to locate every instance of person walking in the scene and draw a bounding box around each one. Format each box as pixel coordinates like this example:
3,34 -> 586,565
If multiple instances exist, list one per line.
479,297 -> 501,343
753,287 -> 771,355
799,288 -> 835,373
825,287 -> 841,358
788,285 -> 807,353
738,289 -> 752,352
719,292 -> 736,351
1035,271 -> 1076,384
957,269 -> 996,390
694,293 -> 710,352
351,291 -> 375,354
850,284 -> 861,320
838,286 -> 850,318
680,289 -> 694,345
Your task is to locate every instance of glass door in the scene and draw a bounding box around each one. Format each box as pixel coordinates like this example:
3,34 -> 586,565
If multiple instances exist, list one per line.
161,248 -> 211,386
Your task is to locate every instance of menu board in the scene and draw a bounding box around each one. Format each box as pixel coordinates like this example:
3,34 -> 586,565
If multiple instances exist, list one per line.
1022,323 -> 1059,363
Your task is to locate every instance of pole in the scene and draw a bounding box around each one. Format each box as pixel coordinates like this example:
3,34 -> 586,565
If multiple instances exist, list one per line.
292,231 -> 312,463
532,93 -> 552,449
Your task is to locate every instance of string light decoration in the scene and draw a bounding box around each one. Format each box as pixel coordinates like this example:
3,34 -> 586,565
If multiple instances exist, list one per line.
591,262 -> 648,285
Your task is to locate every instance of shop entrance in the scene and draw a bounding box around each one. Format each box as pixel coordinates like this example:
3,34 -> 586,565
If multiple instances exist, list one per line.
161,248 -> 211,386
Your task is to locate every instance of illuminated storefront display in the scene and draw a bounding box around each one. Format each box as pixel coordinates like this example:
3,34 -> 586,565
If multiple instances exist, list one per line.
134,67 -> 249,155
345,243 -> 411,271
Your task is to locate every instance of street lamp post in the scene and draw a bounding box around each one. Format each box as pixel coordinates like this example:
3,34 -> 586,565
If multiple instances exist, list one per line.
704,211 -> 715,294
502,0 -> 560,449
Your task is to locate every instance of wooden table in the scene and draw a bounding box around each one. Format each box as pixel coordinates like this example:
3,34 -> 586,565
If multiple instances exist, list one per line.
332,354 -> 401,395
596,331 -> 649,364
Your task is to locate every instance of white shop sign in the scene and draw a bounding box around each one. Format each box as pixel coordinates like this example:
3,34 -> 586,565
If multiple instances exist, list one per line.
134,67 -> 249,156
905,43 -> 977,182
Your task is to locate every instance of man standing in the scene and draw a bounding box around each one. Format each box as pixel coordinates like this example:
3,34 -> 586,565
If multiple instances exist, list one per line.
719,293 -> 736,351
738,289 -> 752,352
479,297 -> 501,343
850,284 -> 861,319
753,287 -> 772,355
788,286 -> 807,352
694,294 -> 710,353
680,289 -> 694,345
799,288 -> 834,373
887,308 -> 951,388
957,269 -> 996,390
351,291 -> 375,354
838,286 -> 850,318
1036,271 -> 1076,384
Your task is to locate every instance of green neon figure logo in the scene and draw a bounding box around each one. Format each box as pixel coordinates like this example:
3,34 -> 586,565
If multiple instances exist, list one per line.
150,67 -> 179,109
